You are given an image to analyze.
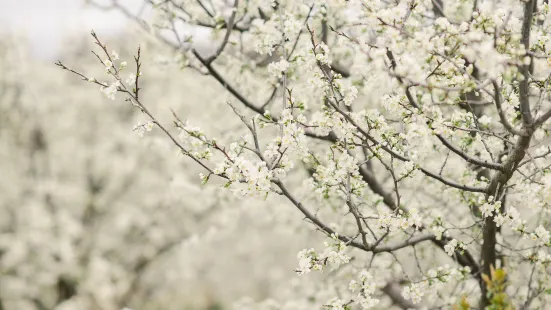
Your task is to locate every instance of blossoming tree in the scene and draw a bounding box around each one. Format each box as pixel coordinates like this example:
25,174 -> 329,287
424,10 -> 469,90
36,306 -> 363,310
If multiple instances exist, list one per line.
59,0 -> 551,308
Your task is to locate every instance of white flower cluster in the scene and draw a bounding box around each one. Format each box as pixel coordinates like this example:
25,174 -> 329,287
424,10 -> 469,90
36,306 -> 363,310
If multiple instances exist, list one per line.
277,108 -> 308,153
225,157 -> 273,197
175,120 -> 278,197
309,151 -> 366,200
531,226 -> 551,246
430,218 -> 447,240
443,238 -> 467,256
323,235 -> 351,268
324,298 -> 349,310
104,58 -> 113,71
381,93 -> 404,113
296,234 -> 350,275
402,265 -> 471,304
100,80 -> 120,100
296,248 -> 323,275
94,50 -> 134,100
478,196 -> 502,218
493,206 -> 524,229
133,121 -> 154,138
267,58 -> 290,79
310,106 -> 370,141
342,85 -> 358,107
348,270 -> 379,309
177,122 -> 214,160
508,179 -> 551,212
527,250 -> 551,265
262,108 -> 308,178
250,13 -> 302,55
125,72 -> 136,85
401,281 -> 427,305
314,43 -> 332,66
376,207 -> 423,231
282,15 -> 302,40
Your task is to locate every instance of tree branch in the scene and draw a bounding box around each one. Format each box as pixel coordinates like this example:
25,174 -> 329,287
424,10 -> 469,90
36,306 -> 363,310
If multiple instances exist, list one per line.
518,0 -> 535,128
205,0 -> 239,64
492,81 -> 527,136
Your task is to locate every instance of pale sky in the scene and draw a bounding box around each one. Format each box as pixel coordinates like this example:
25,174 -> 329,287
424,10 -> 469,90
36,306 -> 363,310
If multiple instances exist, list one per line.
0,0 -> 140,59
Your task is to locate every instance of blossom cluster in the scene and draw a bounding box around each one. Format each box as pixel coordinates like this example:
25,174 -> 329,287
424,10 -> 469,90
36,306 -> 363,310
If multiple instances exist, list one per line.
296,234 -> 350,275
348,270 -> 379,309
402,265 -> 472,304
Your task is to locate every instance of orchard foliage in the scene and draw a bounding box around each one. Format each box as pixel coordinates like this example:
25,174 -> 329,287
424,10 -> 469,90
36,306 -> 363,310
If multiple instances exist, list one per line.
59,0 -> 551,309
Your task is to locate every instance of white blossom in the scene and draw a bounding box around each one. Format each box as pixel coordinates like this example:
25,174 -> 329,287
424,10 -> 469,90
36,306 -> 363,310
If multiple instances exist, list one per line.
267,58 -> 290,79
100,80 -> 120,100
104,59 -> 113,71
126,73 -> 137,85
